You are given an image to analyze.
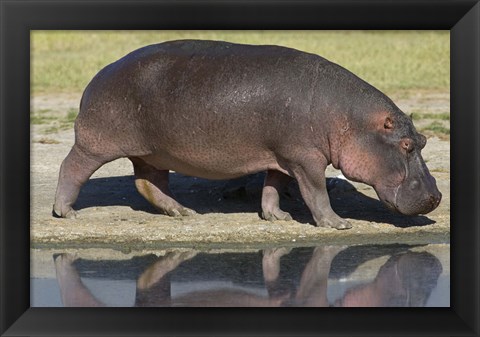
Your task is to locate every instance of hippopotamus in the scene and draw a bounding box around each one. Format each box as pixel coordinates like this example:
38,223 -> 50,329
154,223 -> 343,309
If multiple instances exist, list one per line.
53,39 -> 442,229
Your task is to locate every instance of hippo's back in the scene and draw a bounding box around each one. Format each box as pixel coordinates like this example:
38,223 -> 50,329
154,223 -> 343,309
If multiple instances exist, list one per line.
76,40 -> 325,157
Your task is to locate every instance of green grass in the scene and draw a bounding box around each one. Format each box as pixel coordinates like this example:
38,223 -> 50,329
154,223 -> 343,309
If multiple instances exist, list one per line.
31,109 -> 56,124
411,112 -> 450,121
65,108 -> 78,123
32,108 -> 79,132
31,30 -> 449,96
421,121 -> 450,135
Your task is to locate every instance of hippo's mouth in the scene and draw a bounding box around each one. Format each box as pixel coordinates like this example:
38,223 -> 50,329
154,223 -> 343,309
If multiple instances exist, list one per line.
392,184 -> 401,211
382,199 -> 397,212
376,184 -> 402,213
380,181 -> 442,216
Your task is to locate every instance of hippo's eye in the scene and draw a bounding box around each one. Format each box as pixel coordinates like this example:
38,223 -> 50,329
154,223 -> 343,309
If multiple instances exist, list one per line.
401,138 -> 414,153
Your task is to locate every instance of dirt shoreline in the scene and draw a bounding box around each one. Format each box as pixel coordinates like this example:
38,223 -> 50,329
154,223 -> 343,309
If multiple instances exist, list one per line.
31,92 -> 450,250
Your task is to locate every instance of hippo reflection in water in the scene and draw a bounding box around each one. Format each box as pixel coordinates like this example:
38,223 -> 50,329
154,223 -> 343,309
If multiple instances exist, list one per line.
53,40 -> 441,229
53,246 -> 443,307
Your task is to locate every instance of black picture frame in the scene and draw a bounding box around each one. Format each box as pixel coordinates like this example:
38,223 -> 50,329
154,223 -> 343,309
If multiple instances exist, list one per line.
1,0 -> 478,336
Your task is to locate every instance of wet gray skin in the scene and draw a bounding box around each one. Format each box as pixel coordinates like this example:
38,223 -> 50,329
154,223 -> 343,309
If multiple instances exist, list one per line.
53,40 -> 441,229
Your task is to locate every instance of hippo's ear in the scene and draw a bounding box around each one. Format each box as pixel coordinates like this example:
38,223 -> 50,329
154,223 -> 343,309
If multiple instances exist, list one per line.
384,117 -> 394,130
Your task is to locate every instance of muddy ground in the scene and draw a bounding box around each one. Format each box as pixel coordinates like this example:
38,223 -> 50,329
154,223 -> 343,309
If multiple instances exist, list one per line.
30,92 -> 450,250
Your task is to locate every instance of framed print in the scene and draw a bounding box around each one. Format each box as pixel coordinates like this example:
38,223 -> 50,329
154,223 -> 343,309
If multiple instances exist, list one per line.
1,0 -> 479,336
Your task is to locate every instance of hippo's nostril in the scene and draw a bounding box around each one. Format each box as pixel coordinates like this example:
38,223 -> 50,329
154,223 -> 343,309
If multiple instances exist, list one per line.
428,193 -> 442,210
434,191 -> 442,206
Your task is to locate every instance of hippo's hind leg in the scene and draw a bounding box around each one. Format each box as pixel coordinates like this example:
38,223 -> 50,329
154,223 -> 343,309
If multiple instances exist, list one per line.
261,170 -> 293,221
53,144 -> 112,218
130,157 -> 196,217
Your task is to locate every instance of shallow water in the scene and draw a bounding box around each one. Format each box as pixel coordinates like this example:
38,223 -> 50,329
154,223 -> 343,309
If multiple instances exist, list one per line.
31,243 -> 449,307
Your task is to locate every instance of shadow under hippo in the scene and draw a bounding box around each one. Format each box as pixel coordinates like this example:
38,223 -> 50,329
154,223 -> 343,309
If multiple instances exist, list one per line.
73,173 -> 435,228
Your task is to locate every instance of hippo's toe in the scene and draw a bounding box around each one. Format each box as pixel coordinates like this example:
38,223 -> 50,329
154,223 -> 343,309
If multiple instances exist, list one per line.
163,206 -> 196,217
52,205 -> 77,219
179,207 -> 197,216
334,220 -> 353,230
65,209 -> 78,219
316,216 -> 352,230
262,209 -> 293,222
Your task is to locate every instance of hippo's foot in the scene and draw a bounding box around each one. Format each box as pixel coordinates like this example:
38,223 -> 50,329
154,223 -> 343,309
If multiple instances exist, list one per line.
53,144 -> 114,220
262,209 -> 293,222
137,250 -> 198,290
52,205 -> 78,219
131,158 -> 197,218
54,252 -> 78,266
53,253 -> 80,285
161,205 -> 197,217
263,247 -> 293,280
316,216 -> 352,230
261,170 -> 293,222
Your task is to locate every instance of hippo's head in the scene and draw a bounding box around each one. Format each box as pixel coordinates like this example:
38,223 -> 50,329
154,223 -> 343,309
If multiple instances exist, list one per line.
337,109 -> 442,216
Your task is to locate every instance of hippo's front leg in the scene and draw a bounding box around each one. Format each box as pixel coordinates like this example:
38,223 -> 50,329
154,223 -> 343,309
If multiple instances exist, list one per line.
291,156 -> 352,230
